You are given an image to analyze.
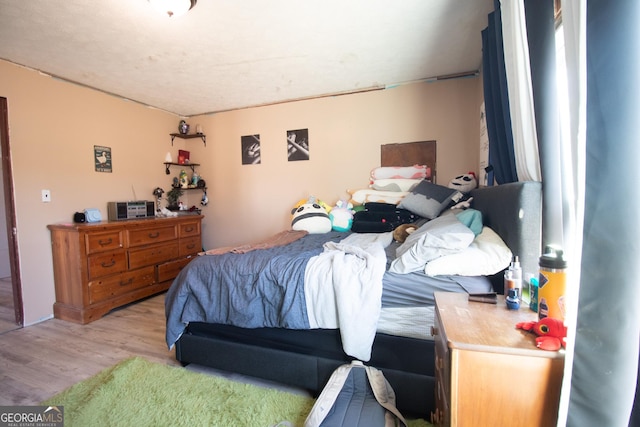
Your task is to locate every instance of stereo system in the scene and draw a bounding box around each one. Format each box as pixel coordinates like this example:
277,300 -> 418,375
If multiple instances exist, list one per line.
107,201 -> 155,221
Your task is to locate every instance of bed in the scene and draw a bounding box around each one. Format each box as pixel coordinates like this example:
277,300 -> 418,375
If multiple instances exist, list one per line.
165,141 -> 542,418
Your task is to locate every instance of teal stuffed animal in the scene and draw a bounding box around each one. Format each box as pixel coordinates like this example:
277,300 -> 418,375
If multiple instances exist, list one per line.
329,200 -> 354,232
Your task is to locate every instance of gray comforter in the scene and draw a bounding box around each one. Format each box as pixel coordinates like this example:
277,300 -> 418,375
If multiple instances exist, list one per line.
165,232 -> 346,348
165,230 -> 492,359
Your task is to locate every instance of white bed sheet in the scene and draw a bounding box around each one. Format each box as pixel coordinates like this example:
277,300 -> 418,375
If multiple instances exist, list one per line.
377,306 -> 435,341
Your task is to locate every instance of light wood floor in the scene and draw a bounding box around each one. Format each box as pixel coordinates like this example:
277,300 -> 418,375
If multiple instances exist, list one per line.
0,293 -> 179,405
0,276 -> 19,334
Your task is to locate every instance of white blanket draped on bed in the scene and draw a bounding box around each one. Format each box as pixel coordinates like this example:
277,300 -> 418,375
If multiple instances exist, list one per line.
304,235 -> 388,361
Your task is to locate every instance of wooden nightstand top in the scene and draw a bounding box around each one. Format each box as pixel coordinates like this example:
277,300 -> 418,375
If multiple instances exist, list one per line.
434,291 -> 565,359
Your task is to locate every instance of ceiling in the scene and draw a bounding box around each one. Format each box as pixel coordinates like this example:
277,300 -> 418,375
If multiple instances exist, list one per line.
0,0 -> 494,117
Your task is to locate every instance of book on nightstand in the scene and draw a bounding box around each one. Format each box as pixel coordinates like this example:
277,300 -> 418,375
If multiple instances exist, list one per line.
468,292 -> 498,304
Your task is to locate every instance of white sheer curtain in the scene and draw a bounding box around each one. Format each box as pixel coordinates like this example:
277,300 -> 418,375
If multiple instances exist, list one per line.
499,0 -> 541,182
499,1 -> 587,425
557,1 -> 586,425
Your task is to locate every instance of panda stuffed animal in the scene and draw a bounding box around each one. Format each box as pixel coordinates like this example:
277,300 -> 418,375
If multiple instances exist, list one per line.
448,172 -> 477,209
291,197 -> 332,234
448,172 -> 477,193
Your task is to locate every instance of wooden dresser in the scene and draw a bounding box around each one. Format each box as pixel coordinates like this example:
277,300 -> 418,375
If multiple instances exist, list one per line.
431,292 -> 565,427
48,215 -> 203,324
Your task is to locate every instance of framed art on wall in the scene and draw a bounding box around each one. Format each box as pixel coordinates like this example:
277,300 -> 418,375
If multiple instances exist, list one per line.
94,145 -> 112,172
241,134 -> 261,165
286,129 -> 309,161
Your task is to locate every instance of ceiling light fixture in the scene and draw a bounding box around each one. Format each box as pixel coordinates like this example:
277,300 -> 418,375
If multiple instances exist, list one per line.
148,0 -> 197,18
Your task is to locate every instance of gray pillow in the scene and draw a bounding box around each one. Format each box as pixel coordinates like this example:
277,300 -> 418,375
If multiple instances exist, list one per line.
398,180 -> 463,219
389,214 -> 475,274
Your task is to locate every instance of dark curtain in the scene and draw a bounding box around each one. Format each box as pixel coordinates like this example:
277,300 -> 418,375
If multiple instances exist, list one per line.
523,0 -> 563,250
481,0 -> 517,185
566,0 -> 640,426
488,0 -> 640,424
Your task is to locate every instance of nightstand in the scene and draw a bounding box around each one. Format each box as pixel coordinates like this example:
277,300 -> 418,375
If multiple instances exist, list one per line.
431,292 -> 565,427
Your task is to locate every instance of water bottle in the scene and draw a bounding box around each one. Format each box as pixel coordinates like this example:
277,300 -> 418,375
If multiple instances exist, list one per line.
538,246 -> 567,321
504,256 -> 522,298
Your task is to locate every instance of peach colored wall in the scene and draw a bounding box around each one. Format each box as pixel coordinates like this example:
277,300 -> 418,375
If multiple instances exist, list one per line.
1,59 -> 481,325
190,77 -> 482,249
0,60 -> 179,325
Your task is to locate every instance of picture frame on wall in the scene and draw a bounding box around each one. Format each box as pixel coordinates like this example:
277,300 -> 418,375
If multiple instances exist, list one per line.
241,134 -> 261,165
94,145 -> 112,172
286,128 -> 309,161
178,150 -> 190,165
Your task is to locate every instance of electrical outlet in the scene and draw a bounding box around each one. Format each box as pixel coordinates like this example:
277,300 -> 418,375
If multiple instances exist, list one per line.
42,189 -> 51,203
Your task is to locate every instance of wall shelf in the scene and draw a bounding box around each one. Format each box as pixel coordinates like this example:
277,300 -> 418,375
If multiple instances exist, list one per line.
164,162 -> 206,195
170,133 -> 206,146
164,162 -> 200,174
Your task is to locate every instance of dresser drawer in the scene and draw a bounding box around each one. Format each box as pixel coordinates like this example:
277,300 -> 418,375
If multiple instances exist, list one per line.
49,215 -> 203,324
127,224 -> 178,247
157,257 -> 193,283
128,242 -> 179,270
88,266 -> 155,304
179,221 -> 201,237
434,363 -> 449,427
85,230 -> 123,254
179,236 -> 201,257
434,314 -> 451,401
87,250 -> 127,280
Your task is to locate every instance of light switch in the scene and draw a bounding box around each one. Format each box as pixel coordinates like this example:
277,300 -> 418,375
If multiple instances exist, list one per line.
42,189 -> 51,203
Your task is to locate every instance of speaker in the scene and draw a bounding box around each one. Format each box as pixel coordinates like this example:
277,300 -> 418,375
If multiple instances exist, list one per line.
73,212 -> 86,223
107,201 -> 156,220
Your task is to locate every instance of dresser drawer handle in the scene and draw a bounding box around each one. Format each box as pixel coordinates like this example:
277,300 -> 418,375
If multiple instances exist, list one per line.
431,326 -> 439,336
119,278 -> 134,287
436,355 -> 445,370
186,243 -> 196,249
148,232 -> 160,239
98,238 -> 113,246
100,260 -> 116,268
185,226 -> 194,232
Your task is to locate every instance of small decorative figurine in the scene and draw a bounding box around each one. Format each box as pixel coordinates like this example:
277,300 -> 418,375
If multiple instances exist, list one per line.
179,120 -> 189,135
179,170 -> 189,188
152,187 -> 165,212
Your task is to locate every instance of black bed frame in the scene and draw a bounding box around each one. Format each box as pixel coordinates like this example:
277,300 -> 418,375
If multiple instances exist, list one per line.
174,181 -> 542,418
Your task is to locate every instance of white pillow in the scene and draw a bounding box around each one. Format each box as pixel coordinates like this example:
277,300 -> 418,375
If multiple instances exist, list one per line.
389,214 -> 474,274
348,189 -> 409,206
370,165 -> 430,180
370,178 -> 422,192
424,226 -> 513,276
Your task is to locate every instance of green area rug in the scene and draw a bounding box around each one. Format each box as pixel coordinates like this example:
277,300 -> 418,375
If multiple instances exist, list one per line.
43,357 -> 432,426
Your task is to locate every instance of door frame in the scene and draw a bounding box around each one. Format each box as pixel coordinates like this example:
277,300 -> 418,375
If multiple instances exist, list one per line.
0,97 -> 23,326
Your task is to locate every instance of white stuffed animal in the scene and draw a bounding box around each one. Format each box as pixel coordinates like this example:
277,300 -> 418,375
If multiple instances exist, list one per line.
448,172 -> 477,193
329,200 -> 354,232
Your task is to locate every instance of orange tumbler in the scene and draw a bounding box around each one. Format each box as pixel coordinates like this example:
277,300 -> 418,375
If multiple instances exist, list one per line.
538,246 -> 567,321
